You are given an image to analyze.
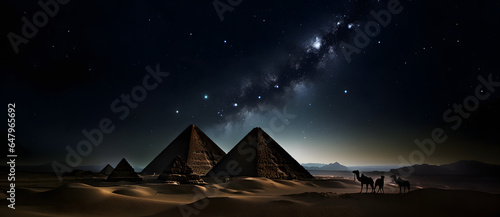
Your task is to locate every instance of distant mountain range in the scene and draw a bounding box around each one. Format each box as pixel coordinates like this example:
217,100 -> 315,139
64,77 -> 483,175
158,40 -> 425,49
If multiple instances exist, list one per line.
391,160 -> 500,177
303,160 -> 500,175
302,162 -> 397,172
302,162 -> 350,171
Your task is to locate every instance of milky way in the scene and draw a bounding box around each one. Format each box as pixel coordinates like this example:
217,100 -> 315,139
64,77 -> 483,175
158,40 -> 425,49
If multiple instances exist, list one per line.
208,0 -> 385,137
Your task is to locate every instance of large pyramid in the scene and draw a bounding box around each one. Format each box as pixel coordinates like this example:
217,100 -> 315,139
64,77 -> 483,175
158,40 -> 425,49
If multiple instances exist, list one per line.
107,158 -> 142,181
99,164 -> 114,175
208,127 -> 313,179
142,124 -> 226,175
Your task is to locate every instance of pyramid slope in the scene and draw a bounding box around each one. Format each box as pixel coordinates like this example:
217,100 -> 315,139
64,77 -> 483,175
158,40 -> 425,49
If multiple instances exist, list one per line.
142,124 -> 226,175
107,158 -> 142,181
208,128 -> 313,179
100,164 -> 114,175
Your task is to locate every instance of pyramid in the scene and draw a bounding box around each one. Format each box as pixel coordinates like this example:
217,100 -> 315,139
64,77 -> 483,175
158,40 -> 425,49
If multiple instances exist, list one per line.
208,127 -> 313,179
100,164 -> 114,175
142,124 -> 226,175
158,155 -> 194,181
107,158 -> 142,181
161,155 -> 193,175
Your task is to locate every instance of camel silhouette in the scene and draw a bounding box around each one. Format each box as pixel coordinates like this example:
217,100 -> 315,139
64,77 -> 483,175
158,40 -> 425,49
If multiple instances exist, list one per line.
390,175 -> 410,193
352,170 -> 374,193
374,175 -> 385,194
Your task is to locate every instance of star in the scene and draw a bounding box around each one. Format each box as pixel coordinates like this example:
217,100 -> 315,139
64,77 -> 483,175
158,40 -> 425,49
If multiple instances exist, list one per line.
344,90 -> 348,94
223,40 -> 227,44
312,37 -> 321,50
233,103 -> 238,107
274,84 -> 279,89
204,95 -> 208,99
175,110 -> 179,114
258,96 -> 261,99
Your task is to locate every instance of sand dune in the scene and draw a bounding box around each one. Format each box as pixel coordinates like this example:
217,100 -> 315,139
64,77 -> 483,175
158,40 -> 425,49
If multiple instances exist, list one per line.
2,182 -> 178,217
110,186 -> 157,197
1,175 -> 499,217
148,188 -> 500,217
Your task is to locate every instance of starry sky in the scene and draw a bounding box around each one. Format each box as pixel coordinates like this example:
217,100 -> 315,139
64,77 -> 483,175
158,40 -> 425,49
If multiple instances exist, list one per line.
2,0 -> 500,169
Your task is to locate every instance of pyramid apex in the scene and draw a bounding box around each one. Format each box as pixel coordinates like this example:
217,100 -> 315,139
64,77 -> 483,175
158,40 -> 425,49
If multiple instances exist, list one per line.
249,127 -> 268,136
250,127 -> 264,132
186,124 -> 198,131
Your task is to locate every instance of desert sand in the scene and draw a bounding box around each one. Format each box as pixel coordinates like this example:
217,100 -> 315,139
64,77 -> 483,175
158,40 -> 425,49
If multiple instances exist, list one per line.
1,172 -> 499,217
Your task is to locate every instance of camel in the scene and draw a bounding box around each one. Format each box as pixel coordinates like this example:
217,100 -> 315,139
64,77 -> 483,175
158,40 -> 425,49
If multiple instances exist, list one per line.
352,170 -> 374,193
374,175 -> 385,193
390,175 -> 410,193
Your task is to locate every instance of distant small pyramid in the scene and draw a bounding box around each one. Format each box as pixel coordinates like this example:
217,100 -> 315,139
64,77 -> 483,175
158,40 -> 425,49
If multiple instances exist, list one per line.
162,155 -> 193,175
158,155 -> 194,181
107,158 -> 142,181
208,128 -> 313,179
142,124 -> 226,175
100,164 -> 114,175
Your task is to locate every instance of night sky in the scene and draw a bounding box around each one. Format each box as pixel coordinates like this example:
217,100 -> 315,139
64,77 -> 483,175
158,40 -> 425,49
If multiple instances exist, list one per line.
2,0 -> 500,169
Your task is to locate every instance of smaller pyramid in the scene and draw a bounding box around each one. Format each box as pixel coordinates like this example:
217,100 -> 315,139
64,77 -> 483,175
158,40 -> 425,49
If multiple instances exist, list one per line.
100,164 -> 114,175
158,155 -> 194,181
107,158 -> 142,182
162,155 -> 193,175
